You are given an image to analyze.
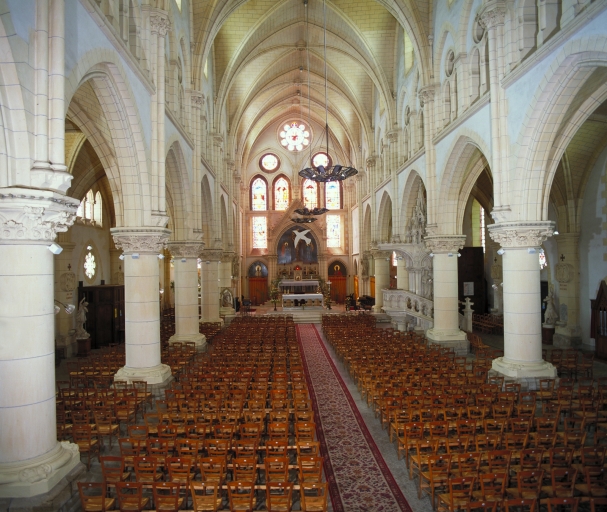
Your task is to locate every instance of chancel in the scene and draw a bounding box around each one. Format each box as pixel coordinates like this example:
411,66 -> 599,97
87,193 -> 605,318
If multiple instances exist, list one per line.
1,0 -> 607,509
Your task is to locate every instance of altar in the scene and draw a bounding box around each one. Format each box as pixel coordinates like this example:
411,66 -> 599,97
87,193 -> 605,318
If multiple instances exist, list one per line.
282,292 -> 324,309
279,279 -> 320,293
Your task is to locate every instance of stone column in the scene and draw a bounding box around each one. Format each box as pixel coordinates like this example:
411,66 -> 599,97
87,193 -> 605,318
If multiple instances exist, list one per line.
220,252 -> 236,318
168,241 -> 206,349
200,249 -> 222,322
0,192 -> 81,498
424,236 -> 469,355
488,222 -> 557,385
111,228 -> 172,386
396,257 -> 409,290
373,251 -> 391,313
553,233 -> 581,347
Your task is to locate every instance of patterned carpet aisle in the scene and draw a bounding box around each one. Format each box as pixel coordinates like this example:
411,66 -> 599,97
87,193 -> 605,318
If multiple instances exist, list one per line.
297,324 -> 413,512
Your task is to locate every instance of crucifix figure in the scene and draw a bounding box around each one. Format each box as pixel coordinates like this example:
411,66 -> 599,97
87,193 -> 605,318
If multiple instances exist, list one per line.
67,263 -> 71,271
560,254 -> 566,262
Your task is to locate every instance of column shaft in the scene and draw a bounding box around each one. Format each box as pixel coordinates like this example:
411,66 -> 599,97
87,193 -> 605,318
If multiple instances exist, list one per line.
200,250 -> 222,322
373,253 -> 390,312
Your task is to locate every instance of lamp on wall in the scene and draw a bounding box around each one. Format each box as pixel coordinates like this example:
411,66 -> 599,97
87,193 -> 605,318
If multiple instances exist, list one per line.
48,243 -> 63,255
54,300 -> 75,315
298,0 -> 358,183
497,248 -> 505,256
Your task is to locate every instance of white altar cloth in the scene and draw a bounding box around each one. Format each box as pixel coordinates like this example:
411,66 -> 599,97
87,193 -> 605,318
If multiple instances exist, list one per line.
282,293 -> 324,308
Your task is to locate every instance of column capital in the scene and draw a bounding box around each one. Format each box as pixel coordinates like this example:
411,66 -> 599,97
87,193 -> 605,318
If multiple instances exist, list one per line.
366,156 -> 377,168
150,12 -> 170,36
479,1 -> 507,29
424,235 -> 466,254
167,241 -> 205,259
111,228 -> 171,254
488,221 -> 555,248
221,251 -> 236,263
386,130 -> 399,143
418,85 -> 436,106
190,90 -> 205,109
371,250 -> 392,260
0,189 -> 79,244
200,249 -> 223,262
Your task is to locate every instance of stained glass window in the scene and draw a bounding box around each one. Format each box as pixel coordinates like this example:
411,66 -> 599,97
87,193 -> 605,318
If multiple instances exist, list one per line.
260,153 -> 279,172
280,122 -> 309,151
325,182 -> 340,209
251,177 -> 267,211
274,177 -> 289,211
312,152 -> 331,168
252,217 -> 267,249
303,179 -> 318,209
327,214 -> 341,248
84,251 -> 96,280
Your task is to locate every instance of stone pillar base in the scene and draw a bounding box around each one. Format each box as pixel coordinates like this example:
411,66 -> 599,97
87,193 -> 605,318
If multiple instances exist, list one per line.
114,364 -> 172,386
0,442 -> 81,498
490,357 -> 557,390
168,333 -> 207,351
426,328 -> 469,355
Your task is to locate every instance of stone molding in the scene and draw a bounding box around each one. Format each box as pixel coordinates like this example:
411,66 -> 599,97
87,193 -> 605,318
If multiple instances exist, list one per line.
0,191 -> 79,243
201,249 -> 223,262
167,241 -> 205,259
488,221 -> 555,248
479,1 -> 507,29
111,228 -> 171,254
424,235 -> 466,254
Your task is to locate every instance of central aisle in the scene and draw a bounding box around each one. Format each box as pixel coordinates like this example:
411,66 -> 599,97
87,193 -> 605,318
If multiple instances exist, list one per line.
296,324 -> 413,512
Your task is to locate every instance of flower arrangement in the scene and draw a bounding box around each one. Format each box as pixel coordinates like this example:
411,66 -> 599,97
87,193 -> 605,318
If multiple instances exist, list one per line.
269,278 -> 282,311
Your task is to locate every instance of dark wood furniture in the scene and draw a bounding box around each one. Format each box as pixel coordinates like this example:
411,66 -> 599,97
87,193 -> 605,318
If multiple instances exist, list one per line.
591,280 -> 607,359
77,284 -> 125,349
458,247 -> 486,314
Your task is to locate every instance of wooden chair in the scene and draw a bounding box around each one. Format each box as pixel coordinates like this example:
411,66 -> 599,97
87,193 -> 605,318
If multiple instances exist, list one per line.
95,409 -> 120,449
437,476 -> 476,512
265,481 -> 293,512
473,472 -> 508,502
298,455 -> 323,483
190,481 -> 222,512
78,481 -> 116,512
419,454 -> 452,508
199,456 -> 227,485
115,481 -> 150,512
506,470 -> 544,501
100,456 -> 130,494
300,481 -> 328,512
590,498 -> 607,512
227,481 -> 256,512
466,501 -> 498,512
541,468 -> 578,499
265,456 -> 290,483
133,455 -> 163,484
233,456 -> 258,483
152,482 -> 184,512
72,424 -> 101,470
545,497 -> 579,512
503,498 -> 537,512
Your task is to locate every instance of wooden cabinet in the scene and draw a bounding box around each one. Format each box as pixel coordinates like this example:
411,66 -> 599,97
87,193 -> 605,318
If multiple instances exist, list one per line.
591,280 -> 607,360
78,284 -> 125,349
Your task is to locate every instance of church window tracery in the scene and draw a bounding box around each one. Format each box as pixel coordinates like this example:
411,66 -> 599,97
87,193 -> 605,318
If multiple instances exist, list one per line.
325,182 -> 341,209
251,177 -> 267,211
327,215 -> 341,248
252,217 -> 267,249
274,177 -> 290,211
303,179 -> 318,209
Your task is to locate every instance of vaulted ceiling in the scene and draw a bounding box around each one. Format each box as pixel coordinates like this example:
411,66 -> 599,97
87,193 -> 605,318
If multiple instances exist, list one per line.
191,0 -> 430,172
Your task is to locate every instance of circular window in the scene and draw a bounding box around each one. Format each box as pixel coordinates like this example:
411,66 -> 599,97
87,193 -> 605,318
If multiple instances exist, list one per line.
279,122 -> 310,152
312,152 -> 332,169
84,251 -> 96,281
445,50 -> 455,77
259,153 -> 280,172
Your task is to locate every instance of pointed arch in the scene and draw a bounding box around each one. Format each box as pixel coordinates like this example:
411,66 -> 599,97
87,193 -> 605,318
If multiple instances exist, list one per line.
377,191 -> 393,243
165,141 -> 190,240
201,174 -> 214,245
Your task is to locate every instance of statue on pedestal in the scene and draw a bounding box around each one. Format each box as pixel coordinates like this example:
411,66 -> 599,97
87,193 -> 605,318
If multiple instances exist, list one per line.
543,286 -> 559,327
75,297 -> 89,339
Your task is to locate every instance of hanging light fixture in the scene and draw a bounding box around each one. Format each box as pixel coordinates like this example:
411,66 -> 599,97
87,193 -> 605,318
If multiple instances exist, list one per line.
291,217 -> 317,223
294,206 -> 329,216
299,0 -> 358,183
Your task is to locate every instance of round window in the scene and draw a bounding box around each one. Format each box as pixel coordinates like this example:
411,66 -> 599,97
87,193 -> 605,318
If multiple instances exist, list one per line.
312,152 -> 331,169
279,122 -> 310,152
259,153 -> 280,172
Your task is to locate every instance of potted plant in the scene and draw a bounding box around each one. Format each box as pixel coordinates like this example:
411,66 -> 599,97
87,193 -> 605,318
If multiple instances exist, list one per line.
269,278 -> 282,311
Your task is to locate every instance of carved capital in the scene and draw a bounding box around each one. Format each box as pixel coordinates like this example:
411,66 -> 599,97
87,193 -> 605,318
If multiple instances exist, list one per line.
488,221 -> 555,248
111,228 -> 171,254
418,86 -> 436,106
0,190 -> 79,243
386,130 -> 399,143
479,2 -> 507,29
190,91 -> 204,109
221,251 -> 235,263
200,249 -> 223,262
150,13 -> 170,36
167,241 -> 205,259
424,235 -> 466,254
372,250 -> 392,260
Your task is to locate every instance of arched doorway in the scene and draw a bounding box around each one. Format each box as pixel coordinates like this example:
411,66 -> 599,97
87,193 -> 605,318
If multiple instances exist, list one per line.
248,261 -> 268,305
328,261 -> 347,304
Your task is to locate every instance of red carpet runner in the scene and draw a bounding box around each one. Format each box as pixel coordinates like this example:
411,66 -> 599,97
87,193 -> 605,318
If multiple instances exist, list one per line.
296,324 -> 412,512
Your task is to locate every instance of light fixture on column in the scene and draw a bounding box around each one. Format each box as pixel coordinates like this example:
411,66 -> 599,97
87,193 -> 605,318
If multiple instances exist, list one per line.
119,254 -> 125,260
497,248 -> 505,256
429,253 -> 434,258
181,258 -> 186,263
448,252 -> 454,257
553,230 -> 559,235
48,242 -> 63,254
527,248 -> 536,254
298,0 -> 358,184
205,260 -> 210,264
457,253 -> 461,257
158,253 -> 164,260
132,253 -> 140,259
492,284 -> 498,290
54,299 -> 75,315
